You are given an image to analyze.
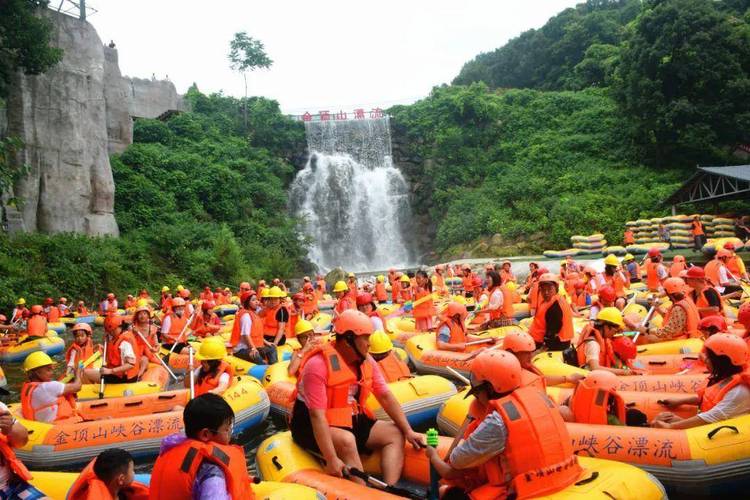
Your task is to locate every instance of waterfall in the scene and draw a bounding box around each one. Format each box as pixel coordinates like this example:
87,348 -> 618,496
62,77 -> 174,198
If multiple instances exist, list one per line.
290,116 -> 414,273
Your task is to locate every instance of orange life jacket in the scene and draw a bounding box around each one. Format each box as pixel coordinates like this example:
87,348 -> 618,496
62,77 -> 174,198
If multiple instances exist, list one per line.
106,331 -> 141,380
124,299 -> 137,310
149,439 -> 254,500
527,281 -> 540,310
0,434 -> 32,482
27,314 -> 47,336
376,351 -> 411,383
726,254 -> 745,277
436,319 -> 466,345
433,273 -> 447,295
192,313 -> 221,337
487,286 -> 514,320
575,325 -> 614,368
68,457 -> 150,500
604,272 -> 627,297
692,220 -> 704,236
195,360 -> 234,396
164,312 -> 188,343
230,309 -> 264,349
76,306 -> 89,316
133,324 -> 159,362
302,291 -> 318,315
663,297 -> 700,338
199,291 -> 214,302
624,230 -> 635,245
692,287 -> 724,318
263,304 -> 288,337
520,367 -> 546,391
464,387 -> 582,499
412,288 -> 435,319
528,295 -> 574,344
46,306 -> 61,323
335,296 -> 354,314
646,260 -> 663,291
461,273 -> 474,293
398,287 -> 414,304
66,340 -> 95,367
704,259 -> 721,287
374,282 -> 389,301
21,381 -> 77,422
500,270 -> 515,284
292,343 -> 374,428
697,372 -> 750,412
569,382 -> 626,425
670,261 -> 686,278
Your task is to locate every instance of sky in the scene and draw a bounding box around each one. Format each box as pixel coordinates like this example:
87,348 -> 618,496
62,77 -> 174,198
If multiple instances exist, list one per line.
84,0 -> 581,115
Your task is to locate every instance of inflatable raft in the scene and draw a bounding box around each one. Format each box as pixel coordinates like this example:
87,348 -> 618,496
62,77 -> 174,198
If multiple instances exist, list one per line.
212,303 -> 238,318
256,431 -> 666,499
60,313 -> 97,325
163,341 -> 294,380
262,361 -> 457,427
11,375 -> 269,468
47,322 -> 66,334
76,363 -> 172,400
0,333 -> 65,363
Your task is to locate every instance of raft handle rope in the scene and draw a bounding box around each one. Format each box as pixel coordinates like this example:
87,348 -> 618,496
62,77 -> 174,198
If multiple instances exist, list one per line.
707,425 -> 739,440
574,471 -> 599,486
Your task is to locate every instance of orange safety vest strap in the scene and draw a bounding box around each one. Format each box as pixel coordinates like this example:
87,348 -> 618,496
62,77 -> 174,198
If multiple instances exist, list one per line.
698,372 -> 750,412
0,435 -> 32,482
376,352 -> 411,383
195,361 -> 234,396
570,384 -> 626,425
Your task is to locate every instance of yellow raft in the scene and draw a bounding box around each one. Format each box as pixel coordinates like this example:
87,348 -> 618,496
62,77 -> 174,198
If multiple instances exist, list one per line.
0,332 -> 65,362
76,363 -> 172,400
257,431 -> 666,499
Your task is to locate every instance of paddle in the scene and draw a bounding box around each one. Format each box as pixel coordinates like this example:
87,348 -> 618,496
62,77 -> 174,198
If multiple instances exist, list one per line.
133,328 -> 179,382
633,299 -> 658,344
188,345 -> 195,400
167,304 -> 199,356
446,366 -> 471,386
385,293 -> 437,319
61,351 -> 100,383
98,336 -> 108,399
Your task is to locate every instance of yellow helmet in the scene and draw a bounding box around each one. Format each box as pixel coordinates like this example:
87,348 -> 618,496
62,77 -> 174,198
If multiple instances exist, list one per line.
505,281 -> 517,292
260,288 -> 271,298
453,295 -> 467,305
369,331 -> 393,355
16,298 -> 26,305
161,286 -> 170,293
195,338 -> 227,361
294,319 -> 314,337
376,275 -> 385,283
623,253 -> 635,261
604,254 -> 620,267
347,272 -> 356,278
399,274 -> 410,283
176,285 -> 184,292
136,298 -> 150,308
596,307 -> 625,329
23,351 -> 56,372
268,286 -> 286,299
333,281 -> 348,293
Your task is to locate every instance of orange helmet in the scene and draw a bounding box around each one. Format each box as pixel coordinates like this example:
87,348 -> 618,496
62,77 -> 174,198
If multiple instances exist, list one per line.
30,305 -> 43,314
356,293 -> 373,306
703,333 -> 748,367
104,315 -> 123,332
612,336 -> 637,362
201,300 -> 216,311
717,249 -> 732,259
663,277 -> 686,295
502,330 -> 536,353
574,279 -> 585,290
647,247 -> 661,258
470,350 -> 522,394
537,273 -> 559,285
443,301 -> 467,320
737,302 -> 750,329
580,370 -> 619,392
673,255 -> 686,263
71,323 -> 93,334
698,315 -> 727,333
598,285 -> 616,304
333,309 -> 374,336
180,289 -> 191,298
171,297 -> 186,307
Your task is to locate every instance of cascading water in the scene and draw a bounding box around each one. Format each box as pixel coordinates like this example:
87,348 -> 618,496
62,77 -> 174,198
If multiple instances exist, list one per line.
290,116 -> 415,272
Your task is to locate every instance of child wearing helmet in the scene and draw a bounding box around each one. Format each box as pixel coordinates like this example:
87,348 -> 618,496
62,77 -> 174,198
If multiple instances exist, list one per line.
192,339 -> 234,396
653,334 -> 750,428
436,301 -> 497,352
0,398 -> 39,498
396,274 -> 413,304
368,331 -> 411,383
287,319 -> 321,377
425,350 -> 582,499
289,310 -> 424,484
132,304 -> 160,377
21,351 -> 82,422
588,285 -> 617,322
65,323 -> 98,377
640,277 -> 700,342
84,316 -> 141,385
332,281 -> 354,317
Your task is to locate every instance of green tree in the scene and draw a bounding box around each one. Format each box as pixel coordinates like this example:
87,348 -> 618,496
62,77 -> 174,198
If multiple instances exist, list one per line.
615,0 -> 750,166
228,32 -> 273,131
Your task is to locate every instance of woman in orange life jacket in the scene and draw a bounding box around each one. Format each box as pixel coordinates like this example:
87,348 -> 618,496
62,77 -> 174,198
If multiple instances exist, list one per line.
262,287 -> 289,359
425,350 -> 582,500
84,316 -> 141,385
645,247 -> 668,292
199,286 -> 213,303
480,270 -> 516,329
68,448 -> 148,500
653,333 -> 750,429
602,254 -> 628,304
374,274 -> 390,303
691,215 -> 707,250
502,330 -> 583,389
65,323 -> 98,377
588,284 -> 617,321
289,310 -> 425,485
356,292 -> 392,334
287,319 -> 321,377
723,241 -> 749,280
21,351 -> 82,423
160,297 -> 192,355
76,300 -> 89,316
132,304 -> 160,377
570,279 -> 589,313
396,274 -> 413,304
684,265 -> 724,319
573,307 -> 642,375
413,270 -> 436,332
499,260 -> 515,284
149,394 -> 255,500
301,281 -> 319,318
639,277 -> 700,343
191,301 -> 222,339
528,273 -> 574,351
436,302 -> 498,352
0,398 -> 37,499
368,331 -> 411,383
559,370 -> 627,426
222,287 -> 233,305
231,291 -> 274,365
332,280 -> 354,318
669,255 -> 687,278
523,262 -> 539,294
190,339 -> 233,397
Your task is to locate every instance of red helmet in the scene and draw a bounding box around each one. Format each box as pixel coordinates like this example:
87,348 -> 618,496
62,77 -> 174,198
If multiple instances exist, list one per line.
502,331 -> 536,353
698,315 -> 727,333
470,350 -> 522,394
240,290 -> 255,303
704,333 -> 749,367
612,336 -> 637,362
663,277 -> 686,295
598,285 -> 616,304
684,266 -> 705,280
356,293 -> 373,306
44,297 -> 54,305
574,279 -> 585,290
738,302 -> 750,329
333,309 -> 374,336
30,305 -> 43,314
647,247 -> 661,258
724,242 -> 736,251
443,301 -> 467,320
201,301 -> 216,311
293,292 -> 305,302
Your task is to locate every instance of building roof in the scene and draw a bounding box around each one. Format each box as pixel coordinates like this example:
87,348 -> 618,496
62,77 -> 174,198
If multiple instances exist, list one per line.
664,165 -> 750,206
698,165 -> 750,182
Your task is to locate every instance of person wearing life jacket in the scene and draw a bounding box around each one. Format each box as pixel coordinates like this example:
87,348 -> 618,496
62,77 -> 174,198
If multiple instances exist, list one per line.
425,350 -> 582,499
623,228 -> 635,245
191,301 -> 222,338
432,265 -> 448,296
570,279 -> 588,311
645,247 -> 668,292
76,300 -> 89,316
523,262 -> 539,294
368,331 -> 411,383
178,288 -> 195,316
356,292 -> 390,334
69,449 -> 149,500
669,255 -> 687,278
230,291 -> 273,365
461,265 -> 475,298
529,273 -> 574,351
160,297 -> 192,354
684,266 -> 724,319
99,293 -> 118,316
582,266 -> 604,298
301,281 -> 319,318
58,296 -> 71,317
641,277 -> 700,342
332,280 -> 354,318
272,278 -> 288,294
287,319 -> 321,377
589,284 -> 617,321
312,275 -> 325,301
499,260 -> 515,284
65,323 -> 97,377
11,297 -> 28,323
374,275 -> 389,303
21,351 -> 81,423
715,248 -> 744,295
191,339 -> 234,397
386,268 -> 398,303
288,293 -> 305,336
84,316 -> 141,385
199,286 -> 213,303
412,270 -> 436,331
526,266 -> 547,315
289,309 -> 424,485
481,270 -> 515,329
602,254 -> 628,302
25,304 -> 48,339
395,274 -> 413,305
723,241 -> 749,280
131,304 -> 160,376
623,253 -> 641,283
160,285 -> 171,309
502,330 -> 581,389
43,297 -> 61,323
262,286 -> 289,354
0,398 -> 36,499
691,215 -> 706,250
563,370 -> 626,425
150,394 -> 256,500
573,308 -> 637,375
122,294 -> 136,311
653,333 -> 750,428
436,301 -> 497,352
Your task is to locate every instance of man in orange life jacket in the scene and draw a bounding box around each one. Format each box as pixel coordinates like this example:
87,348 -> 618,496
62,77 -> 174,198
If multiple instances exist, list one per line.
21,351 -> 82,423
461,265 -> 475,298
653,333 -> 750,428
560,370 -> 626,425
24,304 -> 48,339
368,331 -> 411,383
289,310 -> 424,485
691,215 -> 706,250
684,266 -> 724,318
640,277 -> 700,342
425,350 -> 582,499
0,397 -> 37,499
84,316 -> 141,385
645,247 -> 668,292
150,394 -> 256,499
529,273 -> 574,351
68,448 -> 149,500
160,297 -> 192,354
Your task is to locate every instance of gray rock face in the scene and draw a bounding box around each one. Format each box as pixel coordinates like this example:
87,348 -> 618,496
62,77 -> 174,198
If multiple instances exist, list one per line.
103,46 -> 132,154
6,10 -> 119,236
125,77 -> 186,119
